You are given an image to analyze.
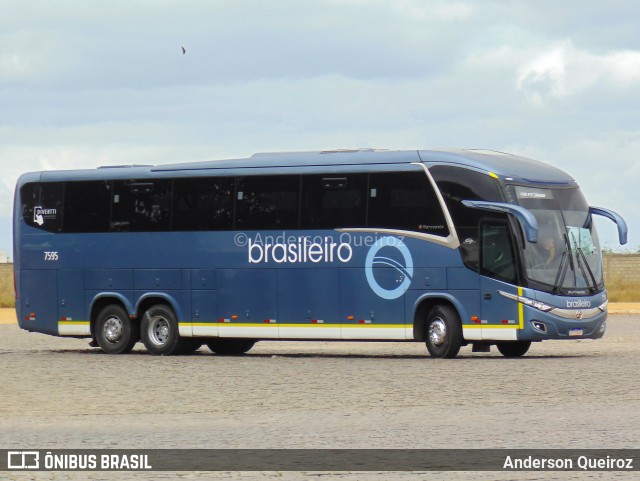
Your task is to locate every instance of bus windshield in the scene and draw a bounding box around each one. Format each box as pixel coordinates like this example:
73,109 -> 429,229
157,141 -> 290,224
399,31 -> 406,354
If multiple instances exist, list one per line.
513,186 -> 603,294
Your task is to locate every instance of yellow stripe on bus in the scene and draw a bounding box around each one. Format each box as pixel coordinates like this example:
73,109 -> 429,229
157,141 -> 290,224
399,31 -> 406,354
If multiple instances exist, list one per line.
518,286 -> 525,328
179,323 -> 410,329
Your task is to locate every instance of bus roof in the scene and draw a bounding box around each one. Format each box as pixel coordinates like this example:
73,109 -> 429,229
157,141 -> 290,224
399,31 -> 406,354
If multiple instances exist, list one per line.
30,148 -> 575,184
154,148 -> 574,183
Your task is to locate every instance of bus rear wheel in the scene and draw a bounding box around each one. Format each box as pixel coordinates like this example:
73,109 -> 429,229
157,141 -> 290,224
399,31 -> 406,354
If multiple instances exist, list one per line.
206,339 -> 256,355
425,305 -> 462,359
496,341 -> 531,357
141,305 -> 183,356
95,304 -> 139,354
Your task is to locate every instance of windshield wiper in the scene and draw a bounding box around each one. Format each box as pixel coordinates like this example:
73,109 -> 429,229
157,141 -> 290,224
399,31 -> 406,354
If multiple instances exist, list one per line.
570,232 -> 598,293
552,247 -> 569,294
552,234 -> 575,294
575,246 -> 597,293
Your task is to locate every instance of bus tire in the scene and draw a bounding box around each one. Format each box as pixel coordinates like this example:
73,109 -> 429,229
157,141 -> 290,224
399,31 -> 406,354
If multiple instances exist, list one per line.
425,305 -> 462,359
141,305 -> 182,356
496,341 -> 531,357
206,339 -> 256,355
95,304 -> 139,354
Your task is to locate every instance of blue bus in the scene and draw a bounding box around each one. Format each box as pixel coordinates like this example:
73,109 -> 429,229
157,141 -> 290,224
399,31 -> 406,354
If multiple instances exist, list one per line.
13,148 -> 628,357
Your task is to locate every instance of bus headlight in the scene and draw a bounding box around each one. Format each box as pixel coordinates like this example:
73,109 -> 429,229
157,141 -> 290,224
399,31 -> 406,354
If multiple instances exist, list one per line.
498,291 -> 553,312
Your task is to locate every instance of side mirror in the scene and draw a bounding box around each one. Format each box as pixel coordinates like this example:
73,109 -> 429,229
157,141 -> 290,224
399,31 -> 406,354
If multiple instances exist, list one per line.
589,207 -> 628,245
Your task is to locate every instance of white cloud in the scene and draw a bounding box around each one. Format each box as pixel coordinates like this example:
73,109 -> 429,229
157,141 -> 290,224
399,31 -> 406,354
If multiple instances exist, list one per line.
517,44 -> 568,102
604,50 -> 640,85
516,41 -> 640,104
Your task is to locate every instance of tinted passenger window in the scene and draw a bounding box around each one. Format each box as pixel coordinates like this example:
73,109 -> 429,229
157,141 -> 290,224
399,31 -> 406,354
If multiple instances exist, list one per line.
21,183 -> 39,228
111,180 -> 172,232
64,181 -> 111,233
481,222 -> 517,284
21,182 -> 64,232
430,166 -> 504,271
172,177 -> 234,231
235,175 -> 300,229
301,174 -> 367,229
368,171 -> 449,236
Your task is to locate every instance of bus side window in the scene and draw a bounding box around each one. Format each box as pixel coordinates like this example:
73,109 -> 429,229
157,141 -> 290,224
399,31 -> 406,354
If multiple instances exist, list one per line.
22,182 -> 64,233
21,183 -> 39,227
301,174 -> 367,229
368,171 -> 449,236
430,166 -> 505,272
111,180 -> 172,232
64,181 -> 111,233
172,177 -> 234,231
235,175 -> 300,230
480,222 -> 517,284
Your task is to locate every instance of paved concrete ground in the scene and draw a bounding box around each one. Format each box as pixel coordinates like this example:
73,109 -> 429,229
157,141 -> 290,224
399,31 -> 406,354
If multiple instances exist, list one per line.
1,313 -> 638,480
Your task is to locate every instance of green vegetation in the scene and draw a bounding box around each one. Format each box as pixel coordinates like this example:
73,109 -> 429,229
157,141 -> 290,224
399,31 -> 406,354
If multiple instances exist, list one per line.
0,264 -> 13,308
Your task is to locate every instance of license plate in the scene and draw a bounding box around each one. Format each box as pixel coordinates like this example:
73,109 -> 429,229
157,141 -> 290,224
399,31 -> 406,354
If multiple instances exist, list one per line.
569,328 -> 583,337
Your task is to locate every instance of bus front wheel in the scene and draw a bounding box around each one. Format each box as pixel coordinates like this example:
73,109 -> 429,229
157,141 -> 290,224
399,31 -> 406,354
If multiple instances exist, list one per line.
141,305 -> 182,356
496,341 -> 531,357
95,304 -> 139,354
425,305 -> 462,359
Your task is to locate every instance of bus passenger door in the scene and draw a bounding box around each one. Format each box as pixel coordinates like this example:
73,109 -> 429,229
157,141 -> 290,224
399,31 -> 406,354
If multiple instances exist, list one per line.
479,221 -> 521,341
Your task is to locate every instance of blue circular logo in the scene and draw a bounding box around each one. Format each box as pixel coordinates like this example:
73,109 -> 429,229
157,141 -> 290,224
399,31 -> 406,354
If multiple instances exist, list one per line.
365,236 -> 414,299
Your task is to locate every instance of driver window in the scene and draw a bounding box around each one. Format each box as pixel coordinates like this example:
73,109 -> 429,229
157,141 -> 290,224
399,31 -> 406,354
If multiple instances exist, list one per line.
481,222 -> 517,284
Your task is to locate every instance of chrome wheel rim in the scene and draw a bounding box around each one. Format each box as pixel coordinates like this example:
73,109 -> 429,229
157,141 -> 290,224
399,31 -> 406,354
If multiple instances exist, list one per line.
428,318 -> 447,347
103,316 -> 124,343
148,316 -> 170,346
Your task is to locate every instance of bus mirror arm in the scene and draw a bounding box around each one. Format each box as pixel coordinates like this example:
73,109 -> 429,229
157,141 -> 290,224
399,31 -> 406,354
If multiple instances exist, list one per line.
589,206 -> 628,245
462,200 -> 539,243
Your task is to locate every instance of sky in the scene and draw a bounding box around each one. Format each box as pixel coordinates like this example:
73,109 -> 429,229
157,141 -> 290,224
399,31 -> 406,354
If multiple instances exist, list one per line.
1,0 -> 639,258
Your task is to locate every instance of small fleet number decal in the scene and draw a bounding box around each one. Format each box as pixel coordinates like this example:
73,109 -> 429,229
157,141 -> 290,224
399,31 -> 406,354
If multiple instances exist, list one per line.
44,251 -> 59,261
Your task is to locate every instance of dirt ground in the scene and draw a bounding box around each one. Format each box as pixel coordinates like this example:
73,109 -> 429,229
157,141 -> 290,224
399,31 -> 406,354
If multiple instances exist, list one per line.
0,309 -> 17,324
0,311 -> 638,481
